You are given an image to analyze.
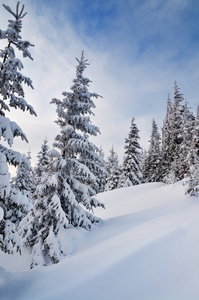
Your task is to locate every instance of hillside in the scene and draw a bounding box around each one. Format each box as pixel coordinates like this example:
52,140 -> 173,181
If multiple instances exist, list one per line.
1,181 -> 199,300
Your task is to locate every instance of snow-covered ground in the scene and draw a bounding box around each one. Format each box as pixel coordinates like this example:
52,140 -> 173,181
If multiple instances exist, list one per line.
1,181 -> 199,300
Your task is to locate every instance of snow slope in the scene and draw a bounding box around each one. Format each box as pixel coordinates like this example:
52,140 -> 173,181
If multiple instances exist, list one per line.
1,181 -> 199,300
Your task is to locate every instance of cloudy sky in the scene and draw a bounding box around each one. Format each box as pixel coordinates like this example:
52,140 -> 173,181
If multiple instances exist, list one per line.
0,0 -> 199,169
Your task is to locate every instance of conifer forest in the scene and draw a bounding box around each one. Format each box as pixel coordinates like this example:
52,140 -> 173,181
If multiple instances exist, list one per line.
0,2 -> 199,270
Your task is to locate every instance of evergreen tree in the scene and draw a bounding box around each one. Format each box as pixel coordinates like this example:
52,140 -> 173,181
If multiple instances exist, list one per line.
95,146 -> 107,193
167,81 -> 184,182
186,105 -> 199,196
78,140 -> 107,195
161,83 -> 196,183
105,145 -> 121,191
18,149 -> 69,268
34,138 -> 50,184
191,105 -> 199,157
161,92 -> 172,180
120,117 -> 142,186
141,150 -> 149,183
0,152 -> 20,253
12,151 -> 35,196
6,150 -> 34,229
51,50 -> 105,219
6,188 -> 32,229
6,151 -> 33,229
143,119 -> 161,182
185,162 -> 199,197
178,100 -> 195,179
0,2 -> 36,253
19,51 -> 105,267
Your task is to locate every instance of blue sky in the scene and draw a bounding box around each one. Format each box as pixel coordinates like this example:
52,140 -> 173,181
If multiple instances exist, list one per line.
0,0 -> 199,167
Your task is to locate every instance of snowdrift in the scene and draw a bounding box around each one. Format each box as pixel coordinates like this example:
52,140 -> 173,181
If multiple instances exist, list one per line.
1,181 -> 199,300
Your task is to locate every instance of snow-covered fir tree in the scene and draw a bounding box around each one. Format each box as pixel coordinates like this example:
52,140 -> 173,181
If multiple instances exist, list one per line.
78,138 -> 107,195
6,151 -> 33,229
120,117 -> 142,187
186,105 -> 199,196
18,149 -> 70,268
165,81 -> 185,182
191,105 -> 199,158
105,145 -> 121,191
0,151 -> 28,253
186,159 -> 199,197
143,119 -> 161,182
95,146 -> 108,193
12,151 -> 35,196
0,3 -> 36,253
141,150 -> 149,183
34,138 -> 50,184
6,150 -> 34,229
5,187 -> 32,230
0,152 -> 21,253
165,83 -> 196,183
161,92 -> 172,180
51,50 -> 105,222
19,51 -> 105,267
178,100 -> 195,179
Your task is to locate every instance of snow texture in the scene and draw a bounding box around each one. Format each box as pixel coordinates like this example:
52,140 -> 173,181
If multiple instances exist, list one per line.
0,153 -> 10,199
1,181 -> 199,300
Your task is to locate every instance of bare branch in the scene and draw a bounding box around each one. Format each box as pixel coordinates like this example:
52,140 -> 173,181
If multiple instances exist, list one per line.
2,4 -> 16,18
16,2 -> 19,17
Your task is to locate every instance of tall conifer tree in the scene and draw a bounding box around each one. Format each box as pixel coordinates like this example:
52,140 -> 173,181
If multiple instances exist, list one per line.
161,93 -> 172,180
143,119 -> 161,182
0,2 -> 36,253
35,138 -> 50,184
168,81 -> 184,181
120,117 -> 142,186
105,145 -> 121,191
19,51 -> 105,267
95,146 -> 107,193
178,100 -> 195,179
186,105 -> 199,196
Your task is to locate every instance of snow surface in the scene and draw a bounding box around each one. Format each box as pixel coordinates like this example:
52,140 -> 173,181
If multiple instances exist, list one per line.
1,181 -> 199,300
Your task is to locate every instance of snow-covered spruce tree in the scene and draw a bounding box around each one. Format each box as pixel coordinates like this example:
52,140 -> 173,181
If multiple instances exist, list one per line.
178,100 -> 195,180
6,151 -> 33,228
105,145 -> 121,191
12,151 -> 35,196
165,81 -> 184,182
161,92 -> 172,180
34,138 -> 50,184
0,3 -> 36,253
5,188 -> 32,230
0,152 -> 21,253
95,146 -> 108,193
78,137 -> 107,195
51,51 -> 105,221
120,117 -> 142,187
143,119 -> 161,182
18,149 -> 70,268
19,51 -> 105,267
186,160 -> 199,197
141,150 -> 149,183
186,105 -> 199,196
106,145 -> 119,175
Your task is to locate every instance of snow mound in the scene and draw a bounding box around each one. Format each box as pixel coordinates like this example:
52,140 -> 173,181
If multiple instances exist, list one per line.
1,182 -> 199,300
